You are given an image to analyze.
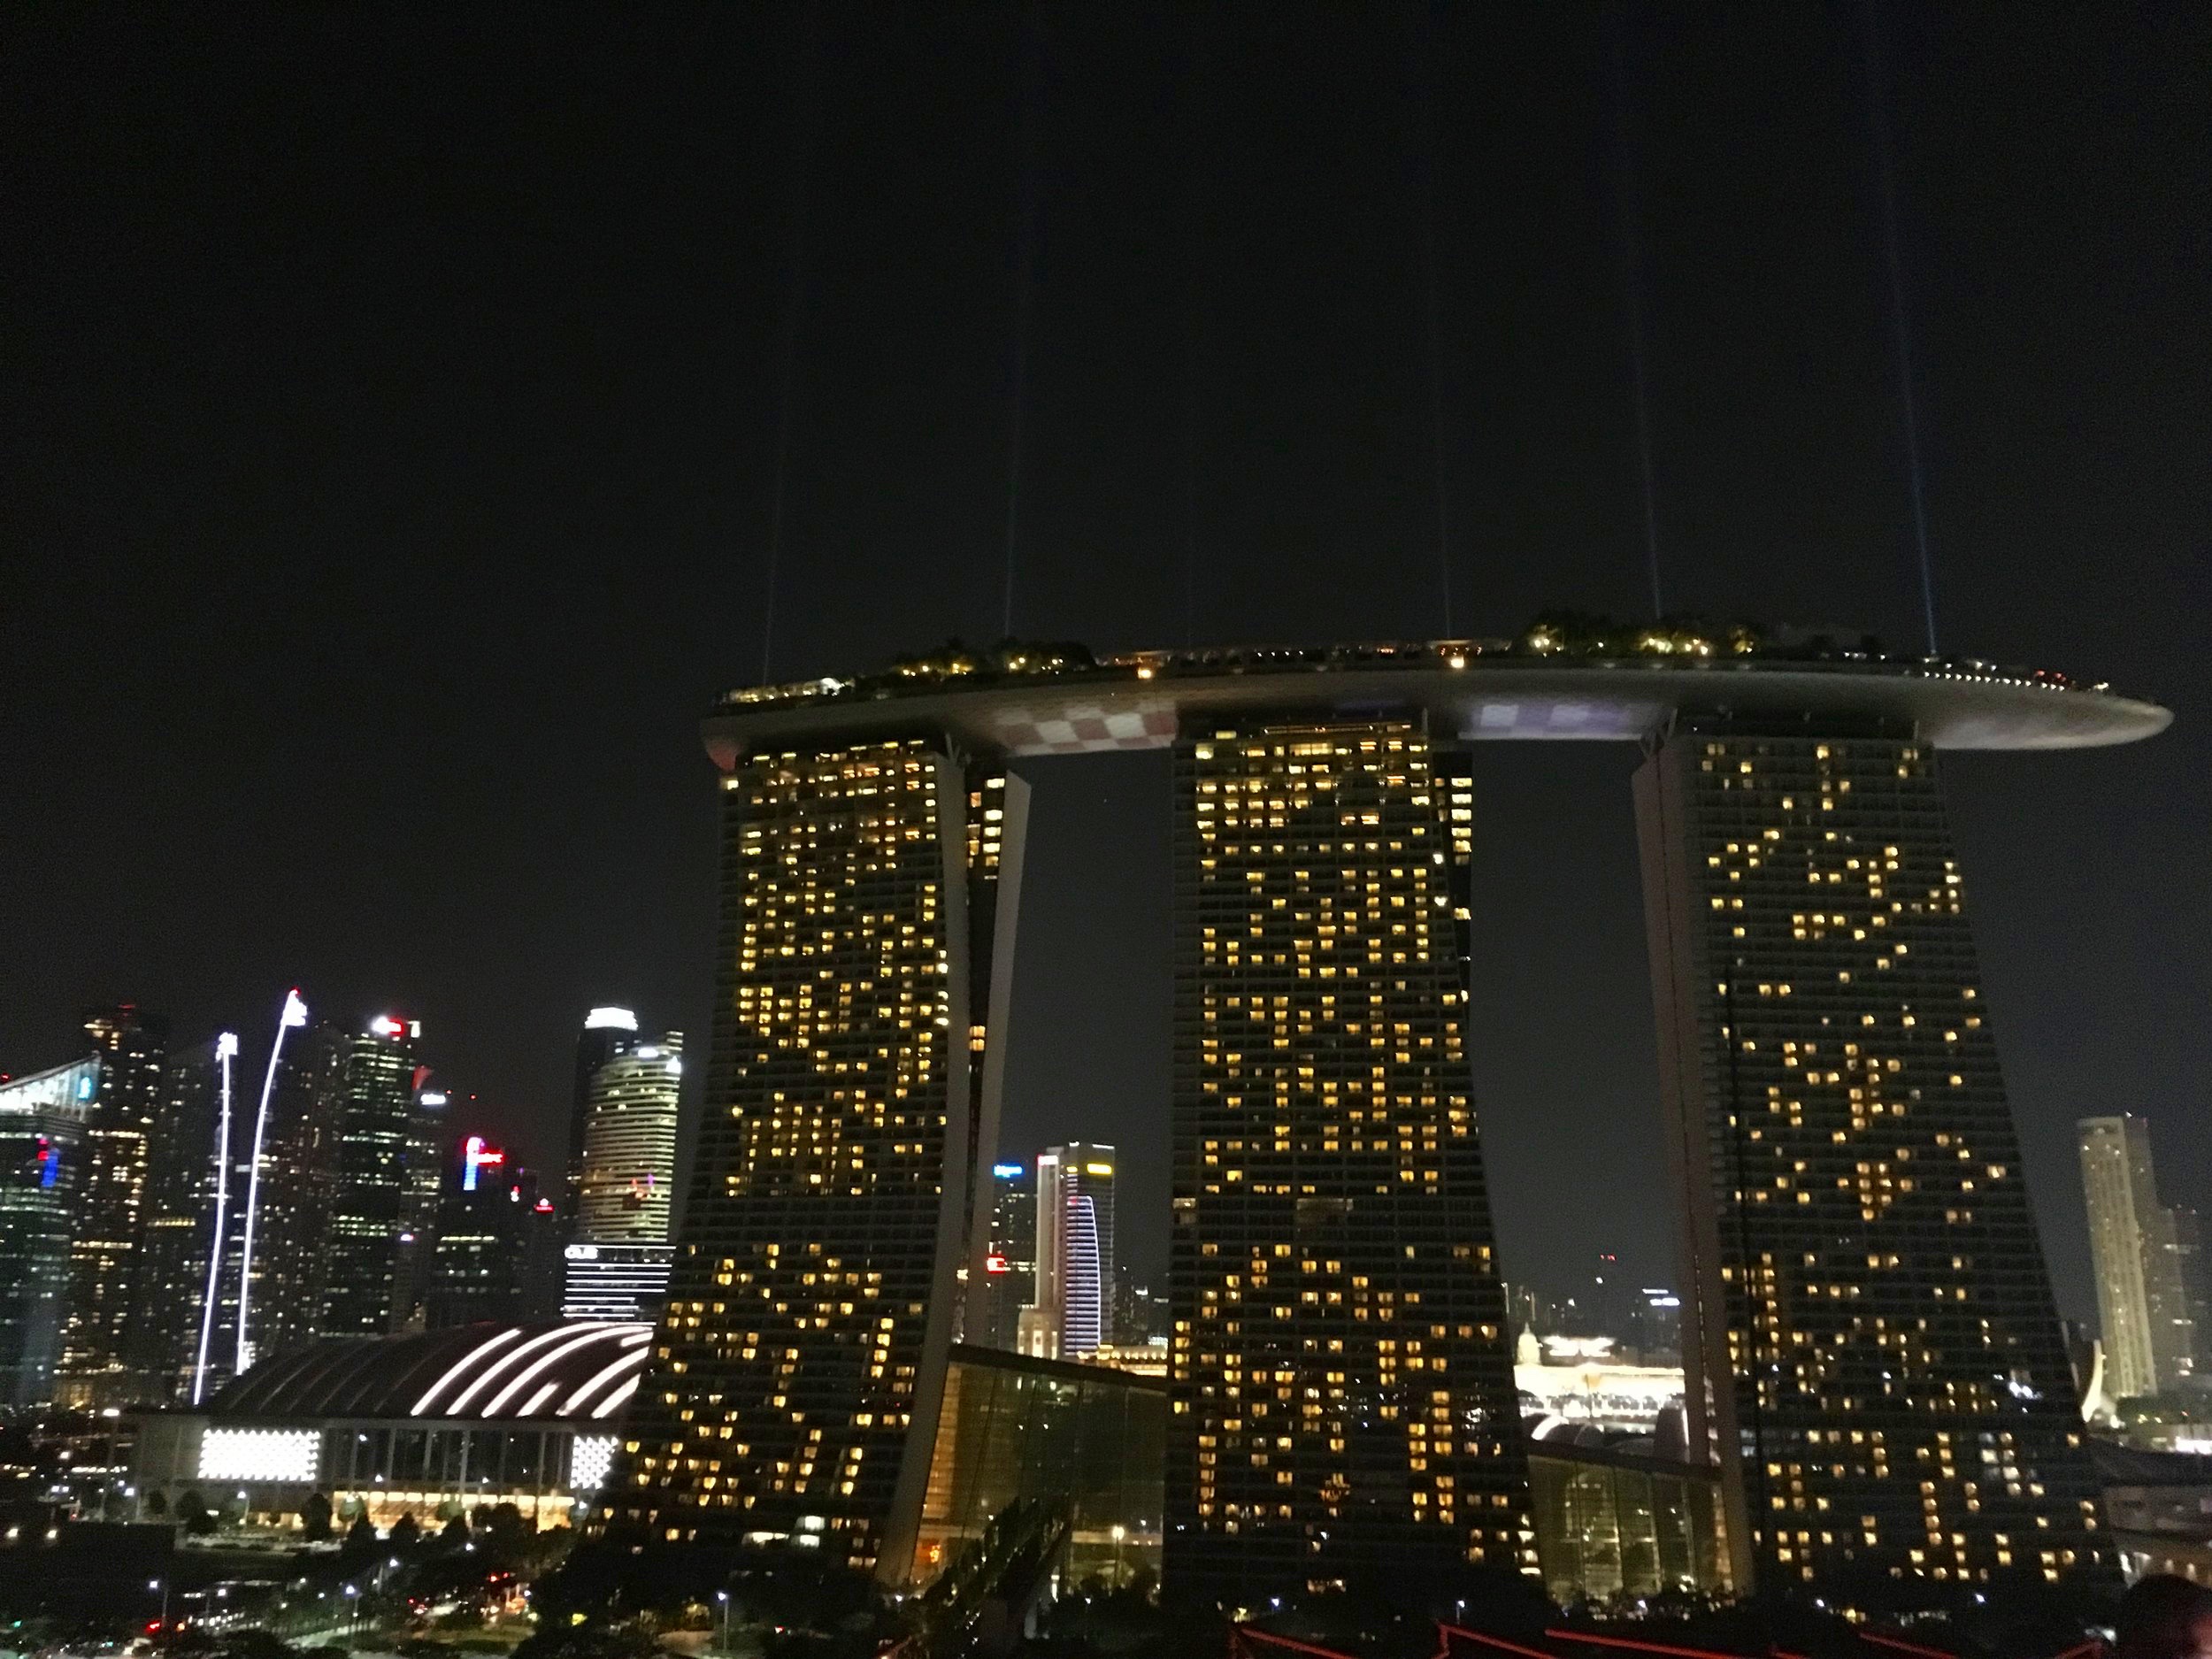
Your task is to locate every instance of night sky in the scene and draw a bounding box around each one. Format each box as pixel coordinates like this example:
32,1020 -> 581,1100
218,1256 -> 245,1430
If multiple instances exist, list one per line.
7,5 -> 2206,1319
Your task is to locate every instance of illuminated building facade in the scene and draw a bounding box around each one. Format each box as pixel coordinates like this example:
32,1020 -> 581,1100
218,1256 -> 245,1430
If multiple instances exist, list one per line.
134,1038 -> 224,1402
1037,1144 -> 1116,1356
577,1037 -> 682,1241
426,1139 -> 560,1328
606,741 -> 1027,1574
58,1006 -> 169,1407
0,1057 -> 99,1408
563,1240 -> 674,1321
977,1160 -> 1036,1351
317,1017 -> 423,1336
2079,1115 -> 2197,1401
567,1007 -> 640,1232
1166,718 -> 1533,1601
1636,719 -> 2111,1593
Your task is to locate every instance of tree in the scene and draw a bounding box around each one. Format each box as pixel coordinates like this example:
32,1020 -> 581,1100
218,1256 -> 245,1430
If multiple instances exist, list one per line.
388,1512 -> 423,1554
442,1512 -> 472,1549
301,1491 -> 334,1543
177,1486 -> 217,1536
342,1513 -> 379,1562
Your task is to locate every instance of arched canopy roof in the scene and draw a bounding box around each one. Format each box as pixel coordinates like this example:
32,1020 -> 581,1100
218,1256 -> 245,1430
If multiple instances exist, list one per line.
209,1320 -> 652,1422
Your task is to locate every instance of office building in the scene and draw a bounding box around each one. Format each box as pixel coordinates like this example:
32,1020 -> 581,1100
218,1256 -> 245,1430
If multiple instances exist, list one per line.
604,741 -> 1027,1575
426,1137 -> 559,1328
0,1056 -> 100,1408
1638,720 -> 2111,1593
1166,718 -> 1534,1601
391,1077 -> 452,1332
133,1038 -> 225,1403
316,1016 -> 422,1336
2080,1115 -> 2197,1401
561,1034 -> 681,1322
227,1013 -> 344,1372
566,1007 -> 640,1229
1036,1144 -> 1116,1357
574,1036 -> 681,1242
976,1160 -> 1036,1351
54,1007 -> 168,1407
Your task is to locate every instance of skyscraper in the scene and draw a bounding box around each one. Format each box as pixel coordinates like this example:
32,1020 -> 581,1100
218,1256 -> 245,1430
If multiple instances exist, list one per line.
134,1037 -> 224,1402
229,1010 -> 343,1370
2079,1115 -> 2195,1401
317,1015 -> 422,1336
57,1005 -> 168,1407
605,740 -> 1025,1575
391,1077 -> 451,1332
1638,721 -> 2109,1593
977,1159 -> 1036,1350
563,1034 -> 681,1320
426,1137 -> 559,1328
0,1056 -> 99,1409
1036,1144 -> 1117,1357
1167,718 -> 1533,1601
567,1007 -> 639,1229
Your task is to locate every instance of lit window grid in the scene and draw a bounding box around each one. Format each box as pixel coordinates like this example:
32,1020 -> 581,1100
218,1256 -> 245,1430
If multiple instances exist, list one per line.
611,741 -> 979,1572
578,1042 -> 683,1242
1166,720 -> 1533,1600
1652,726 -> 2111,1593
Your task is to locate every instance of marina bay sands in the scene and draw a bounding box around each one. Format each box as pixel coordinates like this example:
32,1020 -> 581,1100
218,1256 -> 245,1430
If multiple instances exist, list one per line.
595,628 -> 2169,1608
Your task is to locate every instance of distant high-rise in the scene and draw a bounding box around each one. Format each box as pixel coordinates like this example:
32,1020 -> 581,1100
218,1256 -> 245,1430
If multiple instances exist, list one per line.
1638,721 -> 2110,1592
0,1056 -> 100,1408
575,1036 -> 681,1241
426,1137 -> 559,1328
317,1016 -> 421,1336
1167,719 -> 1533,1601
1036,1145 -> 1116,1357
57,1006 -> 168,1407
134,1038 -> 224,1402
977,1160 -> 1036,1350
230,1013 -> 343,1368
563,1033 -> 681,1321
391,1077 -> 451,1332
567,1007 -> 639,1229
2079,1115 -> 2196,1400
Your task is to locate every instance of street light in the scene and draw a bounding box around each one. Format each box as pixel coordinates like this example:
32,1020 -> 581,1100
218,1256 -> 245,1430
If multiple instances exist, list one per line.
1110,1525 -> 1126,1587
716,1590 -> 730,1652
150,1579 -> 171,1631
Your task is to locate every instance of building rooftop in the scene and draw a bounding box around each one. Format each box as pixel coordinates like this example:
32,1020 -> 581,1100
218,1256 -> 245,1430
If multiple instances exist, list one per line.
703,628 -> 2170,764
205,1319 -> 652,1422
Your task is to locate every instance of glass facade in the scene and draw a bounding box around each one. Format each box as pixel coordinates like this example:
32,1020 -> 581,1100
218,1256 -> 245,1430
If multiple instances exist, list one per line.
1168,718 -> 1533,1602
1526,1446 -> 1732,1605
577,1038 -> 682,1241
909,1345 -> 1165,1590
58,1006 -> 168,1407
1636,720 -> 2112,1596
318,1021 -> 422,1336
0,1057 -> 98,1408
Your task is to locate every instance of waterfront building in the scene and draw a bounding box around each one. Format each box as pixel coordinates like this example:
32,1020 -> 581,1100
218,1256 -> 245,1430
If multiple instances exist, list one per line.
1637,719 -> 2111,1591
316,1016 -> 421,1336
2080,1115 -> 2198,1401
129,1318 -> 649,1532
1166,718 -> 1533,1600
1036,1144 -> 1116,1357
603,741 -> 1026,1575
0,1056 -> 100,1408
55,1007 -> 168,1407
603,633 -> 2162,1605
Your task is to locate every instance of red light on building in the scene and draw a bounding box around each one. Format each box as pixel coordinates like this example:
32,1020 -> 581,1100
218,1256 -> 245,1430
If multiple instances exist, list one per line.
986,1254 -> 1010,1274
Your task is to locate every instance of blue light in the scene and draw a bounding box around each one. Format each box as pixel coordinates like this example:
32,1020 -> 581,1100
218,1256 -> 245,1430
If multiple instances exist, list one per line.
992,1162 -> 1023,1179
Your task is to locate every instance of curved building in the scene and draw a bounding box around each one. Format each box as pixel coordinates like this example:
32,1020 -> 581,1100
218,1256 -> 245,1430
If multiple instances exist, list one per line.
603,634 -> 2167,1609
132,1318 -> 650,1530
